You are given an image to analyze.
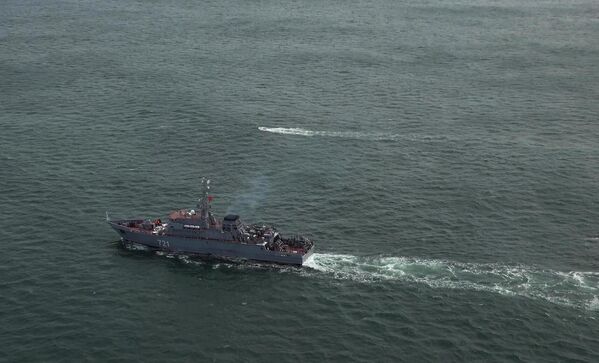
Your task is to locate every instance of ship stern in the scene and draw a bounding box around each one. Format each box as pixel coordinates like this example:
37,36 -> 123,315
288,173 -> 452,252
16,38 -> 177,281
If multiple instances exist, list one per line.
301,245 -> 315,265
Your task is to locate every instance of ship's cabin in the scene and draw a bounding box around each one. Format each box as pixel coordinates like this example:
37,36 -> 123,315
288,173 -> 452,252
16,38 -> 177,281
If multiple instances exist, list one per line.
222,214 -> 241,232
169,209 -> 199,221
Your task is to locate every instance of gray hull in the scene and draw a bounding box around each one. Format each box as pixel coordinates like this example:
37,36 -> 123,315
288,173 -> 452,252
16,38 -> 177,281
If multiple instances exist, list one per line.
110,222 -> 314,266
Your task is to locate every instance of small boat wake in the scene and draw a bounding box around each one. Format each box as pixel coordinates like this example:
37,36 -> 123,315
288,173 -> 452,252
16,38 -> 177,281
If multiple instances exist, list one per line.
304,253 -> 599,311
258,126 -> 451,142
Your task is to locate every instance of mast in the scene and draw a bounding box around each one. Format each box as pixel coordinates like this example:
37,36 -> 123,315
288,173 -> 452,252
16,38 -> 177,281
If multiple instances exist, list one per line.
197,178 -> 215,227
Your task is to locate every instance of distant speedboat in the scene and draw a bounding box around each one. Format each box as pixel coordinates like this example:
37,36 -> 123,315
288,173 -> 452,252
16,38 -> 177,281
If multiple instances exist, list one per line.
107,179 -> 315,265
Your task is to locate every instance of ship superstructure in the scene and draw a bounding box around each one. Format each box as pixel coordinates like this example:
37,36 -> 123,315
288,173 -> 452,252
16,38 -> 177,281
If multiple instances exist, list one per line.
107,179 -> 314,265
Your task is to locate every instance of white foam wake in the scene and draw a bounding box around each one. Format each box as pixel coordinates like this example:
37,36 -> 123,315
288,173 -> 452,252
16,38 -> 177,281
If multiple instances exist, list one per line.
304,253 -> 599,310
258,126 -> 446,142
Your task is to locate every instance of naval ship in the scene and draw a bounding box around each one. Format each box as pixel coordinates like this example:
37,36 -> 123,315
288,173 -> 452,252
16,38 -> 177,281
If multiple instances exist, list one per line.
107,179 -> 315,265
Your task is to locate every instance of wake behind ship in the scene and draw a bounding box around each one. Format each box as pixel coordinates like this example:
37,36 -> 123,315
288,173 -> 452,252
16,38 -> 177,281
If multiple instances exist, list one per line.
107,179 -> 315,265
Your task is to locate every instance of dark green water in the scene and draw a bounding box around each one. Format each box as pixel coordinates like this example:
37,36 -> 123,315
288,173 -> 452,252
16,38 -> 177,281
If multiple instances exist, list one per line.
1,0 -> 599,361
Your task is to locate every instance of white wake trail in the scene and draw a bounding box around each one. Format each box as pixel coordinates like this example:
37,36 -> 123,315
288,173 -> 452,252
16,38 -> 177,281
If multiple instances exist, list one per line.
258,126 -> 457,142
304,253 -> 599,310
259,126 -> 406,141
